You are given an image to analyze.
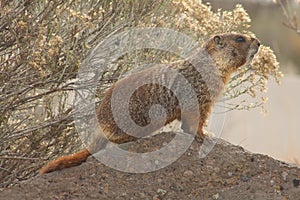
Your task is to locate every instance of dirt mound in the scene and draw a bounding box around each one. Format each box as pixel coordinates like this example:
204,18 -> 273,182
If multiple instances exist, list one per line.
1,133 -> 300,200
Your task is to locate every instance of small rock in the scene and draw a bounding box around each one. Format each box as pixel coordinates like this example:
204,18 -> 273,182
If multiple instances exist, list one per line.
214,167 -> 220,173
157,188 -> 167,196
250,187 -> 256,193
206,165 -> 213,170
240,175 -> 249,182
212,193 -> 219,199
293,179 -> 300,187
183,170 -> 194,177
228,172 -> 233,177
121,192 -> 127,196
279,185 -> 284,191
281,171 -> 288,181
225,178 -> 236,185
140,192 -> 145,198
103,184 -> 109,194
153,195 -> 161,200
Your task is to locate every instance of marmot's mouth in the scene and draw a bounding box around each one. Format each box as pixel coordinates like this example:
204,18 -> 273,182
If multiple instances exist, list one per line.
245,47 -> 259,65
249,47 -> 259,59
250,53 -> 256,59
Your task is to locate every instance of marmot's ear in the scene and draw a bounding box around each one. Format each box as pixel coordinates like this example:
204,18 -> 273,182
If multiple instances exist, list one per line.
213,35 -> 224,47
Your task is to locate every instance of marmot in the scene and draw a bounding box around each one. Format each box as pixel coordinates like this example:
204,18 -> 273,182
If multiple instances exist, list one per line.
39,33 -> 260,174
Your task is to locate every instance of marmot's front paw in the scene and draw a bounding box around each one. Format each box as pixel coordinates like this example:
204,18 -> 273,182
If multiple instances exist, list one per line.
195,134 -> 205,143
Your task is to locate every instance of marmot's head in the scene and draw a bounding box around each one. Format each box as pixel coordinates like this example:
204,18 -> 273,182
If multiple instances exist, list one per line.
204,33 -> 260,81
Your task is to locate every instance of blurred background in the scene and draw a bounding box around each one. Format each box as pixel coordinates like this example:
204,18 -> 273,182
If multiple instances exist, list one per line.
206,0 -> 300,166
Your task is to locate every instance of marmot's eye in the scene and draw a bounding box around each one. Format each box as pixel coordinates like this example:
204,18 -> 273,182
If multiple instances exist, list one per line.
236,36 -> 246,42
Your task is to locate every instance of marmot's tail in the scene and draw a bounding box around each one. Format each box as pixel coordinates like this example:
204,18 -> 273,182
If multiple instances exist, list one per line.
39,148 -> 91,174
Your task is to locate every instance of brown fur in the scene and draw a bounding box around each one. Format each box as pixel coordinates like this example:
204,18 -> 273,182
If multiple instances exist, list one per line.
39,33 -> 260,174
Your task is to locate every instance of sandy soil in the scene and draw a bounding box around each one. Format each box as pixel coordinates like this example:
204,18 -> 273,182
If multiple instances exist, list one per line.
1,132 -> 300,200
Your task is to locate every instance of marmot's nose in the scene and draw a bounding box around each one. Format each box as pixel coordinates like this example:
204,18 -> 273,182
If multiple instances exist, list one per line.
251,37 -> 260,47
